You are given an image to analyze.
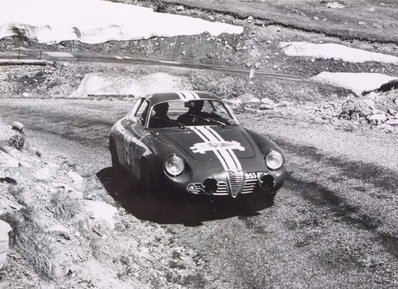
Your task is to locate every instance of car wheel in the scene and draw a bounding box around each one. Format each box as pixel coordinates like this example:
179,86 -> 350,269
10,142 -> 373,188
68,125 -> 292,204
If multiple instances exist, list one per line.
140,161 -> 158,200
109,138 -> 122,169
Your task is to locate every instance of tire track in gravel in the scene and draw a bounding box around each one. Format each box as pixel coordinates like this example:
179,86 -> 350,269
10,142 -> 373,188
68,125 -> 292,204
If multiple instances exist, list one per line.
272,136 -> 398,259
275,137 -> 398,194
0,100 -> 126,148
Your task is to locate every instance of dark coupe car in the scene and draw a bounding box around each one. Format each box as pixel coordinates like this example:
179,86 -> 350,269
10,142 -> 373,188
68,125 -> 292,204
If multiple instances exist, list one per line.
109,91 -> 286,208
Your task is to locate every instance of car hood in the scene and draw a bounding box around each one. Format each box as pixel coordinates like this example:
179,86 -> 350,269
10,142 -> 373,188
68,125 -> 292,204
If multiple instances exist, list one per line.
157,126 -> 256,161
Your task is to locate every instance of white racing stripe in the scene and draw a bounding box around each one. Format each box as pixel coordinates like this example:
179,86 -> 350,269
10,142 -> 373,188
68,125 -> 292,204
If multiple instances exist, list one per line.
206,126 -> 242,171
176,91 -> 186,100
193,126 -> 242,171
190,127 -> 229,171
175,91 -> 201,101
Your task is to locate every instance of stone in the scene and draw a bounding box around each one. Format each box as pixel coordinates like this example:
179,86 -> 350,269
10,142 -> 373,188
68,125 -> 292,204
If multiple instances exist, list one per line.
326,2 -> 345,9
259,104 -> 274,110
240,93 -> 260,104
387,108 -> 397,116
22,92 -> 30,97
67,171 -> 85,190
84,201 -> 118,229
225,99 -> 242,110
176,5 -> 184,11
11,122 -> 24,133
0,151 -> 19,168
387,119 -> 398,126
34,167 -> 52,181
340,98 -> 374,119
260,98 -> 275,106
47,224 -> 71,240
277,100 -> 294,107
246,16 -> 254,23
363,99 -> 376,109
367,113 -> 387,125
0,221 -> 12,270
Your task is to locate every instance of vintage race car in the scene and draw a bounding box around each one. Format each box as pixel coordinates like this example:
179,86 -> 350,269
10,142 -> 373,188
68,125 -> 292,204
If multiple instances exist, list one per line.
109,91 -> 286,205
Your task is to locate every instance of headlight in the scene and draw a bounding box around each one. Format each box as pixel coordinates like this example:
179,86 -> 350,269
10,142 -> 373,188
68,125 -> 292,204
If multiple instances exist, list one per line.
265,150 -> 283,170
164,154 -> 185,176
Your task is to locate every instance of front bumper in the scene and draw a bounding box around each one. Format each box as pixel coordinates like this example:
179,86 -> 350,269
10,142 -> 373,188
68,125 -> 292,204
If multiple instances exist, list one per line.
162,168 -> 286,198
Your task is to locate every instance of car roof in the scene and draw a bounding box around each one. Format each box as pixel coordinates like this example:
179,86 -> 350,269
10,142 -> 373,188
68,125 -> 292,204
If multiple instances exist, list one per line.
146,91 -> 222,106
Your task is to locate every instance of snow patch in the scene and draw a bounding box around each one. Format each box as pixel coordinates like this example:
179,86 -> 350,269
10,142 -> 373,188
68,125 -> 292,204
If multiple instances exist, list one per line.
0,0 -> 242,44
311,72 -> 398,95
281,42 -> 398,64
70,72 -> 193,98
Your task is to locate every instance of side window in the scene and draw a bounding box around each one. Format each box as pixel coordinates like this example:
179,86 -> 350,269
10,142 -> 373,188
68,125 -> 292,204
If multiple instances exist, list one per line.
136,100 -> 149,124
202,100 -> 215,114
212,101 -> 229,119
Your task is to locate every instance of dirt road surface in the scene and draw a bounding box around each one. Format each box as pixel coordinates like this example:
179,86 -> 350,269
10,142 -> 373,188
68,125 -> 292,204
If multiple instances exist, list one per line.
1,98 -> 397,288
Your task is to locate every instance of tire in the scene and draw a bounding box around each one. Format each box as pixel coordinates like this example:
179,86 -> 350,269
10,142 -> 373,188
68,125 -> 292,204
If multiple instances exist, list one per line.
109,138 -> 122,169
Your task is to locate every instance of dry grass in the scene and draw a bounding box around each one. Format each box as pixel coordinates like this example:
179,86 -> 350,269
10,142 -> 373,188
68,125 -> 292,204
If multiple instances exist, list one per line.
51,188 -> 82,221
4,209 -> 58,281
8,185 -> 29,208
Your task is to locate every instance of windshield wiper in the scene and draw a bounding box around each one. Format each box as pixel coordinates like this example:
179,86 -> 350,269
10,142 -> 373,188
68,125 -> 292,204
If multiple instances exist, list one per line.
169,119 -> 186,130
194,114 -> 227,127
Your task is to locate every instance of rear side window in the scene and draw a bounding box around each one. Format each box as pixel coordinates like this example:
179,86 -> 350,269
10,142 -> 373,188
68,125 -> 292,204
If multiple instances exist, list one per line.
132,99 -> 149,124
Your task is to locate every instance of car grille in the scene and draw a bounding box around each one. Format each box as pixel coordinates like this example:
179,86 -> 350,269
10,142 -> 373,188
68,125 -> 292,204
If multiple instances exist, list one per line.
189,175 -> 259,196
228,170 -> 245,198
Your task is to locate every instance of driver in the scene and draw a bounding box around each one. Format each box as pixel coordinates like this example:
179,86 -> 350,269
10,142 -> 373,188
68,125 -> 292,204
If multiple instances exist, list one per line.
177,100 -> 208,125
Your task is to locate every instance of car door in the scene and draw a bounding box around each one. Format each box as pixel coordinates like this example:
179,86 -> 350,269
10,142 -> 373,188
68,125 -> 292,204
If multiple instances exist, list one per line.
120,99 -> 152,179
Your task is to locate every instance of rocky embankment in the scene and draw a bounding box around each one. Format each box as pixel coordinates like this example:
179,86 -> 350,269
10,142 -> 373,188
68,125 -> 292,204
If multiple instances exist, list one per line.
0,120 -> 207,288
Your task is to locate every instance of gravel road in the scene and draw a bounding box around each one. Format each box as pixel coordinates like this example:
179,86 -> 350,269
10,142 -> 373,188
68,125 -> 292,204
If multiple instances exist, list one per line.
0,98 -> 397,288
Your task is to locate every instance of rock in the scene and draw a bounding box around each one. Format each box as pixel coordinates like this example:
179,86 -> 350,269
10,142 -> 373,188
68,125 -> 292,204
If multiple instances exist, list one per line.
387,119 -> 398,126
22,92 -> 30,97
240,93 -> 260,104
387,108 -> 397,116
0,221 -> 12,270
84,201 -> 118,229
259,104 -> 274,110
11,122 -> 24,133
277,100 -> 294,107
0,151 -> 19,168
8,132 -> 25,150
260,98 -> 275,106
207,15 -> 215,22
34,167 -> 52,181
246,16 -> 254,23
326,2 -> 345,9
363,99 -> 376,109
225,98 -> 242,110
67,171 -> 85,190
367,92 -> 379,100
367,113 -> 387,125
339,98 -> 374,120
47,224 -> 71,240
379,123 -> 393,133
176,5 -> 184,11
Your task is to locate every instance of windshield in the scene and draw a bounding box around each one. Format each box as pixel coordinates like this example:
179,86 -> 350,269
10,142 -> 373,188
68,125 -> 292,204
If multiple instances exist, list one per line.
147,99 -> 237,129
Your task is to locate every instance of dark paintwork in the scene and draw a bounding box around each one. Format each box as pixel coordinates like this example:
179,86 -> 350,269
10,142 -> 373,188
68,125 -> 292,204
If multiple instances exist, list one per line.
109,91 -> 286,200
